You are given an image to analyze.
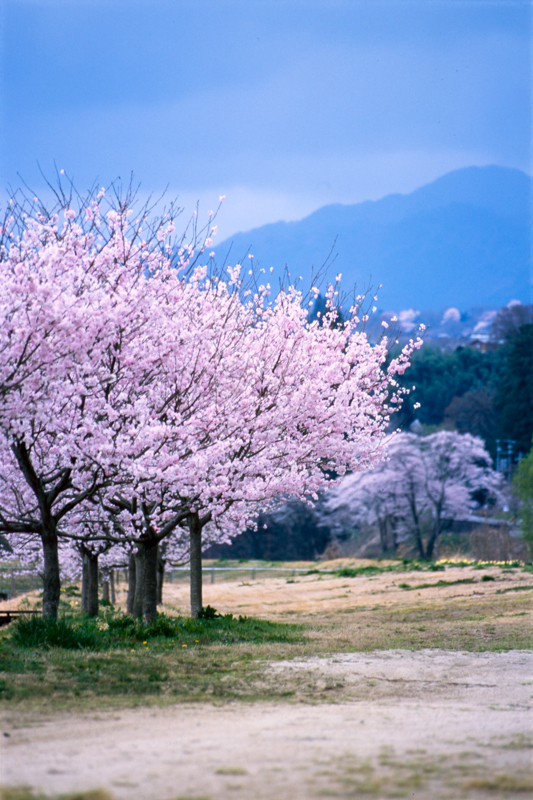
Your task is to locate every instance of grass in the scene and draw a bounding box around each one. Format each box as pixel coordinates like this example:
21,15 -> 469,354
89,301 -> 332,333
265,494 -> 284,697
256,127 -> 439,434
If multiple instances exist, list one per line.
310,749 -> 533,798
333,559 -> 527,579
1,561 -> 532,713
8,608 -> 300,650
0,608 -> 304,709
496,585 -> 533,594
397,577 -> 476,590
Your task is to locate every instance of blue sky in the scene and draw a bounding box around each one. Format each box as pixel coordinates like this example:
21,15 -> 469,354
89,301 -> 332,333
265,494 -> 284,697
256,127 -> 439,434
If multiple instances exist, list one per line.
1,0 -> 531,238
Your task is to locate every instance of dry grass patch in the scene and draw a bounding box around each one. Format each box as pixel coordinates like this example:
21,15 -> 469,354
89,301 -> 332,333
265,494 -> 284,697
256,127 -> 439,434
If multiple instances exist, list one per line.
1,560 -> 531,714
310,748 -> 533,798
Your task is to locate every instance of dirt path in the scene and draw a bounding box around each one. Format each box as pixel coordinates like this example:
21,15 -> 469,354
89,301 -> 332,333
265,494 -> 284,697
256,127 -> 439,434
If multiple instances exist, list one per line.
3,649 -> 532,799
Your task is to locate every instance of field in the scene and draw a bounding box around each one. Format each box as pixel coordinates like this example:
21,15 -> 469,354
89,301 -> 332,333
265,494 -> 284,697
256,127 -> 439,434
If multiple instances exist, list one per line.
1,559 -> 533,800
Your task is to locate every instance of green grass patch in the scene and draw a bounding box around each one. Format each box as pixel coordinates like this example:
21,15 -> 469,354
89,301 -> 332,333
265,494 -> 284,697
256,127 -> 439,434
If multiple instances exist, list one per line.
336,565 -> 382,578
0,610 -> 304,709
496,585 -> 533,594
398,578 -> 476,591
61,584 -> 82,597
7,610 -> 301,651
335,561 -> 445,578
333,560 -> 522,580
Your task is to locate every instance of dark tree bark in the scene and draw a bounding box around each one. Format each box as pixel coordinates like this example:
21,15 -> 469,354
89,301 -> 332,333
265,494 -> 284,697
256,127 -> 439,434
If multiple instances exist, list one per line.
41,526 -> 61,620
81,553 -> 89,611
425,527 -> 438,561
189,512 -> 203,619
426,511 -> 449,562
390,518 -> 398,555
127,552 -> 136,615
102,577 -> 110,603
156,551 -> 165,606
378,518 -> 388,555
132,546 -> 146,618
109,569 -> 116,605
81,547 -> 99,616
8,438 -> 104,620
142,539 -> 159,624
10,441 -> 62,619
425,498 -> 445,561
408,492 -> 427,560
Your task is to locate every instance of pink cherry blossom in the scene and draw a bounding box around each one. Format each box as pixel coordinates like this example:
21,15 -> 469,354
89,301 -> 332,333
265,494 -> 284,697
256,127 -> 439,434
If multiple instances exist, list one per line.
0,182 -> 422,619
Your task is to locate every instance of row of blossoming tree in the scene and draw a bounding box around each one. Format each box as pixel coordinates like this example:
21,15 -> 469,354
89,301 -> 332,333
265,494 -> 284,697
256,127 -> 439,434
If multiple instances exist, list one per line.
0,179 -> 422,620
322,431 -> 502,560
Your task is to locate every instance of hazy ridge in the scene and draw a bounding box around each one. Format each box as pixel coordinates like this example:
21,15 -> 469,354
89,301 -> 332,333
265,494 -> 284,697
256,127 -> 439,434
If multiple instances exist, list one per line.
216,166 -> 532,312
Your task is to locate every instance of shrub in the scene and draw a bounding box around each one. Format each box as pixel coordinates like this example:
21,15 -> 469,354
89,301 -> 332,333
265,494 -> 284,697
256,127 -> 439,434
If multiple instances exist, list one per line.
7,611 -> 302,650
10,615 -> 101,650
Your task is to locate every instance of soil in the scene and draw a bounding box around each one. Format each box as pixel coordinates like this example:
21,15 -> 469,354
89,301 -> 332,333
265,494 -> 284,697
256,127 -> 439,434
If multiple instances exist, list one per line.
1,649 -> 532,799
2,563 -> 533,799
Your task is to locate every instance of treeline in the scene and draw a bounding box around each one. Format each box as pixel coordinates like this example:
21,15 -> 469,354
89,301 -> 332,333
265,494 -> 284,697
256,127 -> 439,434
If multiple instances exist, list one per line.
212,306 -> 533,562
396,307 -> 533,459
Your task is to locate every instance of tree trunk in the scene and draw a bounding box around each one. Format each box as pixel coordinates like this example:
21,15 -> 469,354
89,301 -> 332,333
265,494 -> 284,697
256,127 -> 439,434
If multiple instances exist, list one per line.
426,530 -> 437,560
11,441 -> 66,620
132,547 -> 146,618
156,551 -> 165,606
102,577 -> 110,603
426,520 -> 441,561
82,554 -> 89,612
390,519 -> 398,555
142,540 -> 159,624
41,528 -> 61,620
81,548 -> 99,616
426,502 -> 444,561
127,553 -> 136,615
409,495 -> 426,559
189,512 -> 203,618
109,569 -> 116,605
378,519 -> 388,555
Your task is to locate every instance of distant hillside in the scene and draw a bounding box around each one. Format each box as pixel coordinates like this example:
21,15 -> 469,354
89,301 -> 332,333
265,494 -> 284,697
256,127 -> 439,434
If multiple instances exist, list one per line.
216,166 -> 532,311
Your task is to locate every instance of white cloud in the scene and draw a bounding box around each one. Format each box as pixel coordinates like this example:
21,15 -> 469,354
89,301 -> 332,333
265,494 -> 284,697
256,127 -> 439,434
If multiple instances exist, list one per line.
473,310 -> 498,335
398,309 -> 420,333
441,307 -> 461,324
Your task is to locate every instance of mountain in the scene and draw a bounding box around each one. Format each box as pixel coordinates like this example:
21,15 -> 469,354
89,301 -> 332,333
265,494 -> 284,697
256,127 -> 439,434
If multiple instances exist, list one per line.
216,166 -> 532,311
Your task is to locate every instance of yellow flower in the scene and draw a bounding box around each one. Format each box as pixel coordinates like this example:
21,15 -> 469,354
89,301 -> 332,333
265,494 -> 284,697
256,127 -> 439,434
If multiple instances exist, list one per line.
182,644 -> 187,648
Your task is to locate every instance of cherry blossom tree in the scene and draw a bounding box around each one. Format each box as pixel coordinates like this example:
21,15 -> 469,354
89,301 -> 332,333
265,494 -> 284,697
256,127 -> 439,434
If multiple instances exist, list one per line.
416,431 -> 501,558
0,180 -> 218,618
57,262 -> 421,620
323,462 -> 405,555
0,179 -> 423,620
323,431 -> 501,560
166,283 -> 424,615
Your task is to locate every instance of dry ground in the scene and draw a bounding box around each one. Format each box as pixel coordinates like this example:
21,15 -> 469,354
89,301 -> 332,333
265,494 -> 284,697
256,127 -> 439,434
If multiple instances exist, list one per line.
1,560 -> 533,800
159,558 -> 532,620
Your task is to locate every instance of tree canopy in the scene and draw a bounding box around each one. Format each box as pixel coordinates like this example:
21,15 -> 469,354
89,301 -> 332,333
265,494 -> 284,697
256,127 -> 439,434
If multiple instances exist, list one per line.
0,180 -> 421,618
322,431 -> 501,560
